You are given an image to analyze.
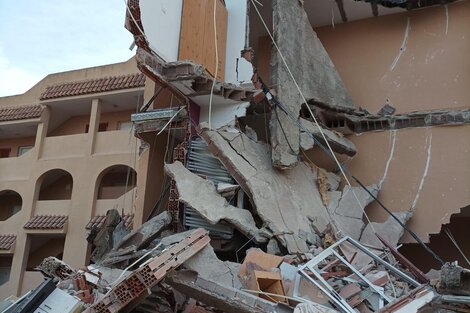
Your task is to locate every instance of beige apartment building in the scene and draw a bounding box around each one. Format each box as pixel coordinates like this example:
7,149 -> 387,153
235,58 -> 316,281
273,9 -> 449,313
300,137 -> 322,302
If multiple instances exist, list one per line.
0,58 -> 150,297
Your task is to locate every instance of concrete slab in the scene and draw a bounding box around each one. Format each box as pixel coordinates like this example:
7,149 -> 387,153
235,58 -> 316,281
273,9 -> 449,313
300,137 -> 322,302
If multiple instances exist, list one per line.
269,0 -> 355,168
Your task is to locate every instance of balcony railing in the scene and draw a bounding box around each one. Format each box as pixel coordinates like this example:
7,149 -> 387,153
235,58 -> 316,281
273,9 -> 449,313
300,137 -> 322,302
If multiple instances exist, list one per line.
41,134 -> 88,159
0,148 -> 34,181
94,130 -> 136,155
94,188 -> 136,216
20,271 -> 44,295
34,200 -> 72,216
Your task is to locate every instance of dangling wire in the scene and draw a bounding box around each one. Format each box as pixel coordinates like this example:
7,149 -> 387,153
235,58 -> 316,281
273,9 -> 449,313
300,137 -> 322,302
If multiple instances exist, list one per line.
208,0 -> 219,129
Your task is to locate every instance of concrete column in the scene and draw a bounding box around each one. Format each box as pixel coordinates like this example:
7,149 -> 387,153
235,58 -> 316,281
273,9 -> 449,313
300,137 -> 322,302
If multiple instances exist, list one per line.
134,147 -> 149,228
88,99 -> 102,155
62,165 -> 96,268
9,233 -> 30,296
34,106 -> 50,160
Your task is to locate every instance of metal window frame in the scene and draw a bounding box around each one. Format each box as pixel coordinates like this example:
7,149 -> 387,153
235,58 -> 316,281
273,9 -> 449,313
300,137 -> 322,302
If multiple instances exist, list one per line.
293,236 -> 421,313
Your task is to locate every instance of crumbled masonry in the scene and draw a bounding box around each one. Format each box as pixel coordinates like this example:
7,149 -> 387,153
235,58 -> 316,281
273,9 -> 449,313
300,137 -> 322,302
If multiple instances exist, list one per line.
12,221 -> 466,313
300,118 -> 357,156
439,263 -> 470,296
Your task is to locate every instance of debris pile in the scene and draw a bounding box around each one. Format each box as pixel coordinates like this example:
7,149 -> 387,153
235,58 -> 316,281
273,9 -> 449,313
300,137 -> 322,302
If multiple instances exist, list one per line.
2,204 -> 470,312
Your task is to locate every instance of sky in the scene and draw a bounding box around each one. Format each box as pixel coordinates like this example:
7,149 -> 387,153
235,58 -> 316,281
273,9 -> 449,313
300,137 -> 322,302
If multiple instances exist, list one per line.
0,1 -> 135,97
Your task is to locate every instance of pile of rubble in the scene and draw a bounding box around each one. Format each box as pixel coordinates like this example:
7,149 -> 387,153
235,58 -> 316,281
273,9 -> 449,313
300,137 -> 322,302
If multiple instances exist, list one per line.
1,121 -> 469,312
2,206 -> 470,312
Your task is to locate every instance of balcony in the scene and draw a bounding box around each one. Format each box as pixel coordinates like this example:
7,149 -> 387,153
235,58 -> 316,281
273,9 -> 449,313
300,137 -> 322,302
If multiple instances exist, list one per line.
94,130 -> 136,155
20,271 -> 44,295
95,188 -> 136,216
0,148 -> 34,181
34,200 -> 72,216
41,133 -> 88,159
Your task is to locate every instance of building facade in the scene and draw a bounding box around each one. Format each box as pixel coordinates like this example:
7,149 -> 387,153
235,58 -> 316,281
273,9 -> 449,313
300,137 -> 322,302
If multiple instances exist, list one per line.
0,58 -> 147,297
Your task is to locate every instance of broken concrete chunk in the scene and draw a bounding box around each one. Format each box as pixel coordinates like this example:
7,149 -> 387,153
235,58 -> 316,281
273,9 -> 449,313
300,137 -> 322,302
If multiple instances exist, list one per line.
300,132 -> 315,151
90,209 -> 122,263
298,229 -> 321,247
244,125 -> 258,142
217,182 -> 239,193
360,211 -> 412,248
89,228 -> 210,312
166,270 -> 294,313
114,210 -> 172,251
439,263 -> 470,296
377,103 -> 396,116
165,161 -> 268,243
112,220 -> 130,249
270,0 -> 355,168
200,125 -> 332,253
267,238 -> 283,255
300,118 -> 356,156
183,244 -> 242,289
326,171 -> 341,191
327,185 -> 379,240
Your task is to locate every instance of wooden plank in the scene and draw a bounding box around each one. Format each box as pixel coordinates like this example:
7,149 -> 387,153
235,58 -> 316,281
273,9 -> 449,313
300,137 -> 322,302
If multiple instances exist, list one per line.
179,0 -> 207,64
179,0 -> 227,81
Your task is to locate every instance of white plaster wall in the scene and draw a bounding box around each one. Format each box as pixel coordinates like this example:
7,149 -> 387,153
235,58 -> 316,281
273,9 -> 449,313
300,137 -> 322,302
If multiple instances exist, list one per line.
224,0 -> 253,84
140,0 -> 183,62
199,102 -> 250,129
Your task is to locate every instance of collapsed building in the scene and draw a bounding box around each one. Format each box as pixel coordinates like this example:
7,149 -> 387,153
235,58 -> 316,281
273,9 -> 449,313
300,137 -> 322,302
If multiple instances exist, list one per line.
0,0 -> 469,312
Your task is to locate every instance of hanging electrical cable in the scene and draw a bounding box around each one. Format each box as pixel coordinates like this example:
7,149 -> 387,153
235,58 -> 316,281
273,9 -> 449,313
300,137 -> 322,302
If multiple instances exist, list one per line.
208,0 -> 219,129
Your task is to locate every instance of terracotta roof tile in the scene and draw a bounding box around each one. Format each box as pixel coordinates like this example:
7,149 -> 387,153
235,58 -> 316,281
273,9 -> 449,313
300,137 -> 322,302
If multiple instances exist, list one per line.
40,73 -> 145,100
0,105 -> 43,122
24,215 -> 68,230
0,235 -> 16,250
86,213 -> 134,230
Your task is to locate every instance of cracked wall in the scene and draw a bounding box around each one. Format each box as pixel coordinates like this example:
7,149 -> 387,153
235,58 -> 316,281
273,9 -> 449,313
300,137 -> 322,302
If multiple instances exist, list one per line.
315,0 -> 470,113
306,126 -> 470,244
295,1 -> 470,244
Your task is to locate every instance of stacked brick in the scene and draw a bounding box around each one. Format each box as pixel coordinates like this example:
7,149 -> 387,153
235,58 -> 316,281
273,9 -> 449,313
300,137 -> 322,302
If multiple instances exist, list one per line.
167,135 -> 189,231
87,228 -> 209,313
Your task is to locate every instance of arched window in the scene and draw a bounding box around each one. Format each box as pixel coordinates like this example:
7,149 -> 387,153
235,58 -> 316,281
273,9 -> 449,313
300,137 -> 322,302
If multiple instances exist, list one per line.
97,165 -> 136,200
0,190 -> 22,221
38,169 -> 73,200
